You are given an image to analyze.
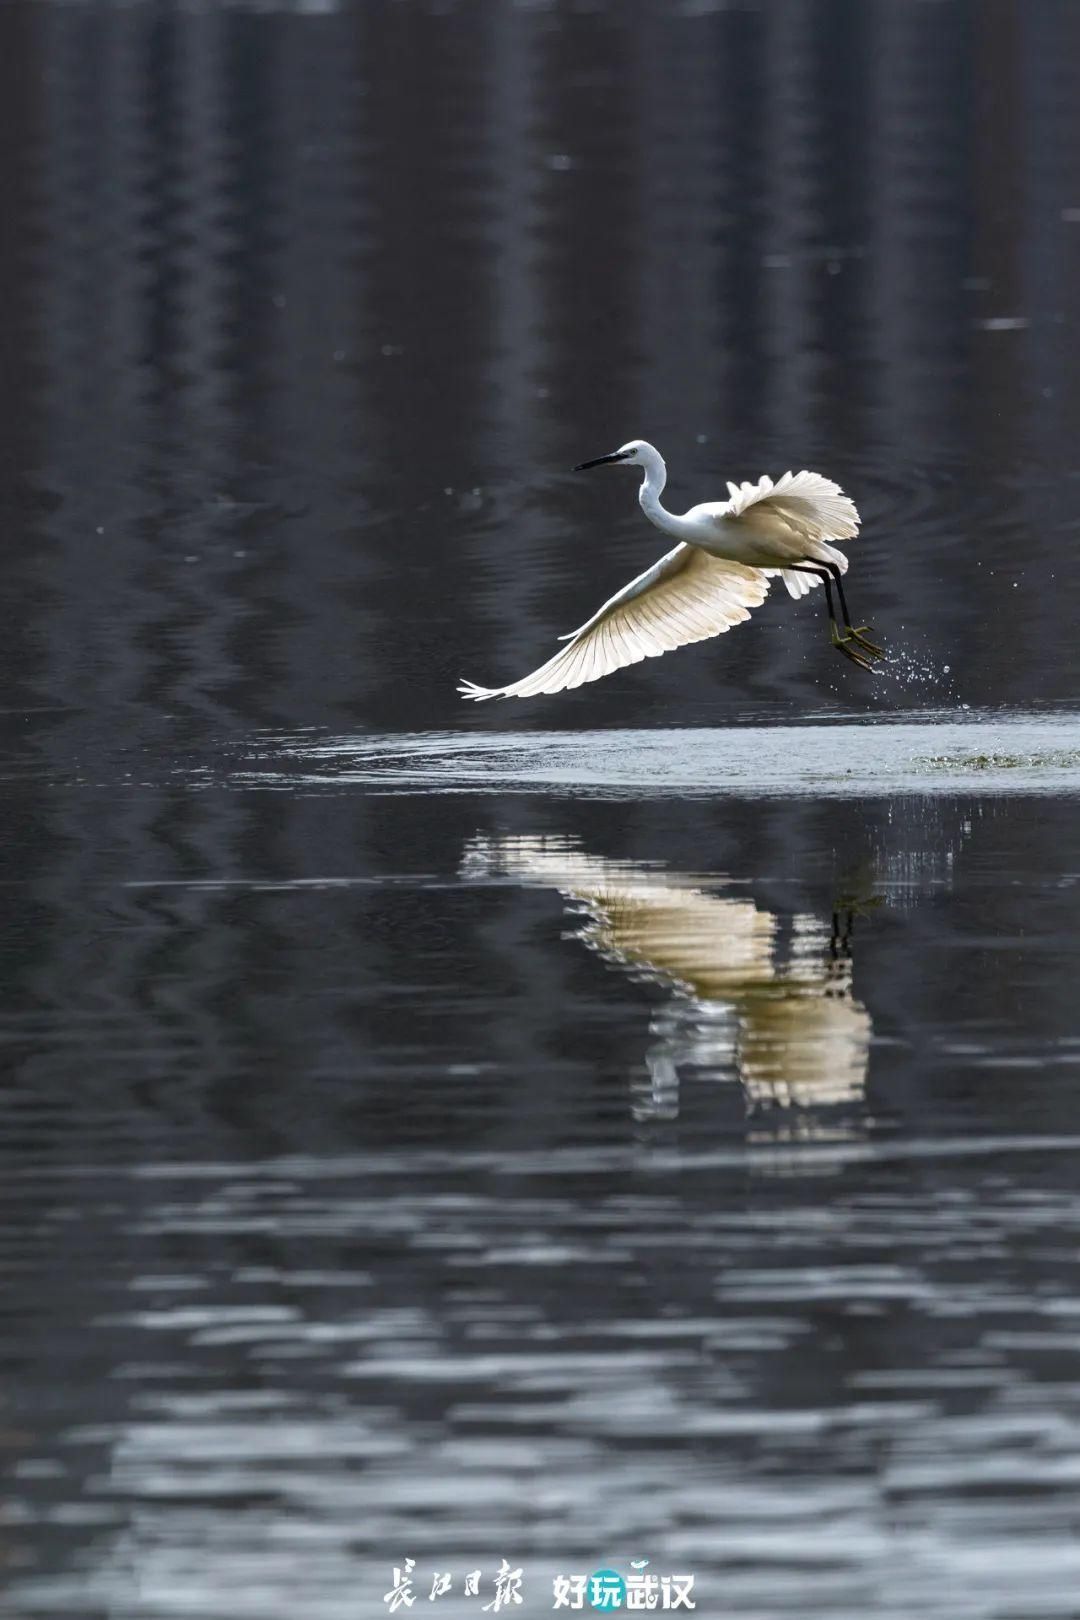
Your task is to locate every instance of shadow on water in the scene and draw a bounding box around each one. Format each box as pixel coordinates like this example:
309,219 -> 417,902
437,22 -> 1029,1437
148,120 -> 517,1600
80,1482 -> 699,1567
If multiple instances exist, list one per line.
463,833 -> 874,1123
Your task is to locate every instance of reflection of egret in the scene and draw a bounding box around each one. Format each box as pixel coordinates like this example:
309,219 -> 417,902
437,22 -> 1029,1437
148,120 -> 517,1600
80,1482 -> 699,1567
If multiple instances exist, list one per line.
459,439 -> 881,702
464,836 -> 871,1119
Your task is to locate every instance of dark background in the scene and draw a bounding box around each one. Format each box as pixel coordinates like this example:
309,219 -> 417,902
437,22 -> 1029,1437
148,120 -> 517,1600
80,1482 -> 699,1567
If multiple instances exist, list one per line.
0,0 -> 1078,748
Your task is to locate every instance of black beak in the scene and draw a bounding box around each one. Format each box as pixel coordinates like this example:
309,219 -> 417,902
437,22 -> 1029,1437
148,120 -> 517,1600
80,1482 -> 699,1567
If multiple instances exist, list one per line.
574,450 -> 629,471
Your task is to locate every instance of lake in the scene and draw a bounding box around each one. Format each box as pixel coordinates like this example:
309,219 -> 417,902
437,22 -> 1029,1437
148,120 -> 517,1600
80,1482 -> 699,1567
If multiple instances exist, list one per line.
1,2 -> 1079,1617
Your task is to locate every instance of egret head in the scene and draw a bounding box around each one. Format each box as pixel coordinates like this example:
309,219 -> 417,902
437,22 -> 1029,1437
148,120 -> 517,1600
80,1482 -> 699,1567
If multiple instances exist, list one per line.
574,439 -> 657,472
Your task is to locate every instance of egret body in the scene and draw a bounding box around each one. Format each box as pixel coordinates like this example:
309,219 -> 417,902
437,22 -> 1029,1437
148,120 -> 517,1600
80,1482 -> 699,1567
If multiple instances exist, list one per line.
458,439 -> 881,701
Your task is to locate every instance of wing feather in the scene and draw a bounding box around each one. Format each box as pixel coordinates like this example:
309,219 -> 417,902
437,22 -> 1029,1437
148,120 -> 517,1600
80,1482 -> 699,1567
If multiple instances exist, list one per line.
717,469 -> 860,599
721,469 -> 859,542
459,545 -> 770,701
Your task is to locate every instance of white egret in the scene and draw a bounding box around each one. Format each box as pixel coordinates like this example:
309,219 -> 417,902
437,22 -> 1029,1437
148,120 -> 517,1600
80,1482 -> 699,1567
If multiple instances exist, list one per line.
458,439 -> 881,701
463,835 -> 871,1116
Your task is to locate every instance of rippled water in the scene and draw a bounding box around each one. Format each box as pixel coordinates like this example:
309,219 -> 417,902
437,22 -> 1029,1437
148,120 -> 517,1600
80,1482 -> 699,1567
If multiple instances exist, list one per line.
6,764 -> 1080,1619
246,711 -> 1080,797
3,1 -> 1080,1617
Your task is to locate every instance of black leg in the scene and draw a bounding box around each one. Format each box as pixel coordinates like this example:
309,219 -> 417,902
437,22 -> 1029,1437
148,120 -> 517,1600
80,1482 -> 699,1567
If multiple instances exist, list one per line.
830,909 -> 854,960
826,909 -> 855,995
827,565 -> 854,630
788,564 -> 875,670
825,564 -> 883,656
812,565 -> 835,621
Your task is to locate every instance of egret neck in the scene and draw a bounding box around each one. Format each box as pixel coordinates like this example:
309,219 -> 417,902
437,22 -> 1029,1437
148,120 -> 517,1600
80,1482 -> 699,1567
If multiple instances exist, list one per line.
634,444 -> 691,539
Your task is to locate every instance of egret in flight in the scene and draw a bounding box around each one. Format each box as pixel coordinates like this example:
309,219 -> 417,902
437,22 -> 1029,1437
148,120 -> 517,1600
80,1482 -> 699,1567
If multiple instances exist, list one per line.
458,440 -> 882,701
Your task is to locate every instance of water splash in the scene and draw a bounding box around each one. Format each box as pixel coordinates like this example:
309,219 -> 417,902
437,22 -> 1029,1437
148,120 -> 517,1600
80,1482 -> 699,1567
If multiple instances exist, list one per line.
877,638 -> 960,702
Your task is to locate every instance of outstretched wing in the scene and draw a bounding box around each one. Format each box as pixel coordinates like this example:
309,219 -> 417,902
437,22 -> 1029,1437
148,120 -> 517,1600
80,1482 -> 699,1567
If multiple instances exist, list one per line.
458,545 -> 770,701
717,470 -> 860,601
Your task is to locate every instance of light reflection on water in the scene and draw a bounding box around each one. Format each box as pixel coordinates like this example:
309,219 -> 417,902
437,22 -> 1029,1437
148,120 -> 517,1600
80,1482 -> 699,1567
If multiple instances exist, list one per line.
6,788 -> 1080,1620
463,834 -> 873,1120
12,1159 -> 1080,1619
242,712 -> 1080,799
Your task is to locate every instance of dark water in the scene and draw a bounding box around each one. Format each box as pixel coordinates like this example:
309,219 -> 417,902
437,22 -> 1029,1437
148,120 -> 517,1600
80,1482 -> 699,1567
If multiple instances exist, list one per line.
2,2 -> 1080,1616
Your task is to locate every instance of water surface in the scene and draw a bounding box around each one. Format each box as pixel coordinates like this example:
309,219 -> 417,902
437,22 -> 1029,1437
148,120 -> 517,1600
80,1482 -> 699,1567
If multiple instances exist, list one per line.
244,710 -> 1080,798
